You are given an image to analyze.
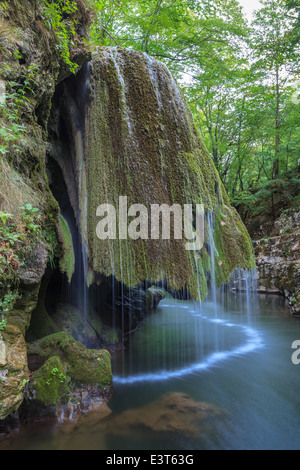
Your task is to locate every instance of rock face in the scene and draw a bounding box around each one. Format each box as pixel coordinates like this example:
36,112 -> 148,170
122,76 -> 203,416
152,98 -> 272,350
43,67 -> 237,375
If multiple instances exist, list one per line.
7,242 -> 49,336
0,325 -> 29,421
254,210 -> 300,315
0,0 -> 112,424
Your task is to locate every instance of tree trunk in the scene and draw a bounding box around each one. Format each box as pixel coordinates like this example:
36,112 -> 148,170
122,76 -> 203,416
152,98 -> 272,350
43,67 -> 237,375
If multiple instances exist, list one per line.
273,68 -> 280,180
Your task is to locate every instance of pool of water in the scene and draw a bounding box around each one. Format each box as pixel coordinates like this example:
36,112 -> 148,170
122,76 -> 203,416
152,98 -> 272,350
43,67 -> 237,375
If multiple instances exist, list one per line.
1,291 -> 300,450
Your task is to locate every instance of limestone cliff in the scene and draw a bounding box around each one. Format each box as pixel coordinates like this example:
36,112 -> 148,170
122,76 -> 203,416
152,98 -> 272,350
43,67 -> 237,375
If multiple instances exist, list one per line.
254,209 -> 300,316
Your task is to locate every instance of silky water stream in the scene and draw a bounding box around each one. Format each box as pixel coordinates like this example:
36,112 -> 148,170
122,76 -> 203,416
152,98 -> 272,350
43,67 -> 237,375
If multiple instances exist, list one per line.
1,282 -> 300,450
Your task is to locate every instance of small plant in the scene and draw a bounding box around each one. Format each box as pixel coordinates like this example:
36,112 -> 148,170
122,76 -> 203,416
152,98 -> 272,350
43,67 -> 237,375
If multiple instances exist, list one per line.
19,379 -> 29,392
20,204 -> 41,234
0,211 -> 23,248
0,290 -> 19,315
0,80 -> 27,162
282,242 -> 292,256
37,0 -> 79,74
0,316 -> 7,332
45,367 -> 66,385
0,290 -> 19,332
0,211 -> 12,225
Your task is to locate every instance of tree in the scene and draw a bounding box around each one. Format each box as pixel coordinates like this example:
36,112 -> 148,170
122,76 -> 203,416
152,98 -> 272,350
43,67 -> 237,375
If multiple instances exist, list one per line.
87,0 -> 300,222
89,0 -> 248,80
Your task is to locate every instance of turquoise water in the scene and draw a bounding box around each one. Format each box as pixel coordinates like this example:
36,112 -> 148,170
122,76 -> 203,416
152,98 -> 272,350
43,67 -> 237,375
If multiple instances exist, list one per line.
1,292 -> 300,450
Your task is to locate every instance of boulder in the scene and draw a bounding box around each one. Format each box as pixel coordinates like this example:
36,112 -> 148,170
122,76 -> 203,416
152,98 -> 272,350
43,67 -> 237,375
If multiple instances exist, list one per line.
107,392 -> 224,438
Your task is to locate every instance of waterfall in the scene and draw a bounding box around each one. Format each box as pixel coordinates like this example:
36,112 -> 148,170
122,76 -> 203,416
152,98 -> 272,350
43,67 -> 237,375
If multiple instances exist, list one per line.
77,62 -> 91,343
82,192 -> 89,332
110,47 -> 134,137
47,47 -> 256,357
207,212 -> 217,303
112,207 -> 260,384
143,53 -> 163,112
47,60 -> 93,345
113,264 -> 262,385
230,268 -> 258,318
80,47 -> 255,303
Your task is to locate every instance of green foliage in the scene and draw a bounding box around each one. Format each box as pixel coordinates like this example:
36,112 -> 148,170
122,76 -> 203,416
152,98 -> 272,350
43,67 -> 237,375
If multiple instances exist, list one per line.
0,211 -> 13,226
0,290 -> 20,331
20,204 -> 41,234
37,0 -> 80,73
0,317 -> 7,332
0,62 -> 41,165
87,0 -> 299,224
45,366 -> 66,386
89,0 -> 247,79
181,0 -> 300,222
0,88 -> 26,160
0,211 -> 22,288
19,379 -> 30,393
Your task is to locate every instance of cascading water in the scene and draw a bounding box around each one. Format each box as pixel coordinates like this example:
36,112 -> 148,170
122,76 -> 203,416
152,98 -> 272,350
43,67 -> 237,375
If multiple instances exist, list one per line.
112,267 -> 262,386
81,192 -> 89,331
47,46 -> 259,389
83,47 -> 255,301
112,216 -> 261,386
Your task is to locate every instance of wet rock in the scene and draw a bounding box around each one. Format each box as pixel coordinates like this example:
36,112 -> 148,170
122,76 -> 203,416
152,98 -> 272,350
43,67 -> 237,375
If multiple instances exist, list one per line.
107,392 -> 224,438
147,288 -> 166,309
27,332 -> 113,389
50,302 -> 121,350
26,356 -> 70,408
20,332 -> 113,423
95,281 -> 165,336
51,303 -> 100,347
18,242 -> 49,288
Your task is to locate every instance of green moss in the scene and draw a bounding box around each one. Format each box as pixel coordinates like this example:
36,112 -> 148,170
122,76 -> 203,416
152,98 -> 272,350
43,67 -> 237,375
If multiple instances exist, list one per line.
213,206 -> 256,287
27,331 -> 113,389
103,328 -> 119,346
76,48 -> 256,300
30,356 -> 70,407
57,214 -> 75,283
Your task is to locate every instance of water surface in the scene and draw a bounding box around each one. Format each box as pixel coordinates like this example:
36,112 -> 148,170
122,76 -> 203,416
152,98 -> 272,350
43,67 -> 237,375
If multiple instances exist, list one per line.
1,292 -> 300,450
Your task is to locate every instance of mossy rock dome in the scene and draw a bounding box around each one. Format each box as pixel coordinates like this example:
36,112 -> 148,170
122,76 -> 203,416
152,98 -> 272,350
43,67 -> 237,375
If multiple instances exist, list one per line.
53,47 -> 255,300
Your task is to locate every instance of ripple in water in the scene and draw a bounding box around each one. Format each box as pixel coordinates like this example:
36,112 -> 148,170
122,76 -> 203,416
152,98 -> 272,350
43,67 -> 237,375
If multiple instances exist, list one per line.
113,300 -> 264,384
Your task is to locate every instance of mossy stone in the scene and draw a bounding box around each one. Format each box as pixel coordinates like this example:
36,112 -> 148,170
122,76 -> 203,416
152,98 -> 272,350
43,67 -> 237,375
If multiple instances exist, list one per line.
74,48 -> 256,300
27,332 -> 113,389
29,356 -> 70,407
